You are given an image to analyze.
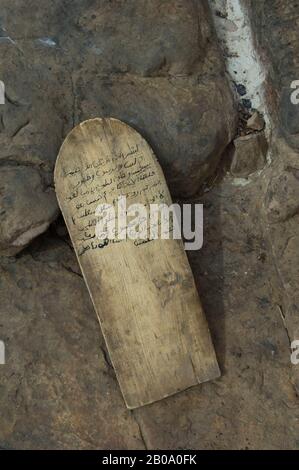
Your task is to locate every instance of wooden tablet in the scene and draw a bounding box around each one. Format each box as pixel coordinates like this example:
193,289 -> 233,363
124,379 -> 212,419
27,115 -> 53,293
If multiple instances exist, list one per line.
54,118 -> 220,409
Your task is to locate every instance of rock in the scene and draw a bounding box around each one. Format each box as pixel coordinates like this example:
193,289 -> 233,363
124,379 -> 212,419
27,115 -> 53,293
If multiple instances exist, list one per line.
0,0 -> 236,254
245,1 -> 299,149
0,166 -> 59,255
0,237 -> 145,449
241,98 -> 252,110
76,73 -> 236,197
134,172 -> 299,450
70,0 -> 237,196
280,86 -> 299,149
0,0 -> 232,79
245,1 -> 299,409
247,112 -> 265,131
264,166 -> 299,223
235,83 -> 247,97
0,40 -> 74,255
1,180 -> 299,449
230,132 -> 268,177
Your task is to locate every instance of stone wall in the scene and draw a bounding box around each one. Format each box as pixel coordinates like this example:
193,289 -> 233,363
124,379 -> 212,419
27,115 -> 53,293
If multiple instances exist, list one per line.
0,0 -> 236,255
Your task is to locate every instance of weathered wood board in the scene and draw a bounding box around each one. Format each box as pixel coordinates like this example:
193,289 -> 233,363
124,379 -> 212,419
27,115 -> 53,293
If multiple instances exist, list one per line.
54,118 -> 220,409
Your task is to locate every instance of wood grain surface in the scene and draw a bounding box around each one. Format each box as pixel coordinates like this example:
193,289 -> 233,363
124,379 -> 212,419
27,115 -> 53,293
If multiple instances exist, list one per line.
54,118 -> 220,409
